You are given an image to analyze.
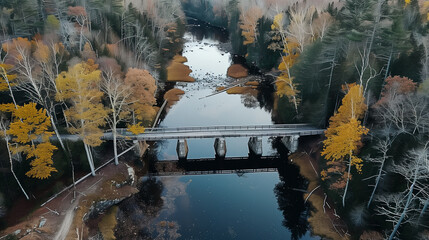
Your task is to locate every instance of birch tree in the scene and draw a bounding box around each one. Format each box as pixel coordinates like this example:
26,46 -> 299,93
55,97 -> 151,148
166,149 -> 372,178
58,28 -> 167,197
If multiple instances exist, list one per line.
377,147 -> 429,240
56,60 -> 107,176
100,66 -> 132,165
2,38 -> 68,154
321,84 -> 369,207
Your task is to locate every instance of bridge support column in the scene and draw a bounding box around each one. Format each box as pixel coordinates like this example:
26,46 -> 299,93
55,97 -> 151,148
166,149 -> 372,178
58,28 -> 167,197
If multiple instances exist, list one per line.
281,135 -> 299,153
214,138 -> 227,158
176,139 -> 188,159
248,137 -> 262,156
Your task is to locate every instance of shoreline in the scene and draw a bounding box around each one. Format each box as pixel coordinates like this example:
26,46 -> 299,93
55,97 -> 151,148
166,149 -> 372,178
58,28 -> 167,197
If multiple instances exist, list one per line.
290,139 -> 349,240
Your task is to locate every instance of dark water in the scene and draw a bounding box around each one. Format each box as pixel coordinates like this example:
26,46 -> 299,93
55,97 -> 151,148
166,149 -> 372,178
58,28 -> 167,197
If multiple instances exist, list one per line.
116,22 -> 319,240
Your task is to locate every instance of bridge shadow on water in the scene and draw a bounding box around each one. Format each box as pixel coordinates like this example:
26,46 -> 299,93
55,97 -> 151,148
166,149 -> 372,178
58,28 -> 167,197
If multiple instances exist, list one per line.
151,154 -> 285,176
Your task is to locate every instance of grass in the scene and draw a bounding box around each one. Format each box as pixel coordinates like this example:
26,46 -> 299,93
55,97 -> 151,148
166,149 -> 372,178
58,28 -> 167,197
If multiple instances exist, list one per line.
227,64 -> 248,78
164,88 -> 185,109
164,88 -> 185,102
226,86 -> 257,95
172,55 -> 188,63
167,55 -> 195,82
245,81 -> 259,86
98,206 -> 118,240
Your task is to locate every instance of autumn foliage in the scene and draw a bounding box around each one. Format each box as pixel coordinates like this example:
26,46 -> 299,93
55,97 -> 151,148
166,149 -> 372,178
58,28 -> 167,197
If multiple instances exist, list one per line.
3,103 -> 57,179
375,76 -> 416,106
239,7 -> 263,45
124,68 -> 157,122
56,59 -> 107,147
321,84 -> 369,192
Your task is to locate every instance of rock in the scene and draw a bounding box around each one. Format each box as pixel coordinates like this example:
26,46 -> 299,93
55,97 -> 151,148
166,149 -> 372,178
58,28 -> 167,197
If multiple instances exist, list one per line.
38,218 -> 47,228
86,198 -> 126,220
126,164 -> 135,186
13,229 -> 21,235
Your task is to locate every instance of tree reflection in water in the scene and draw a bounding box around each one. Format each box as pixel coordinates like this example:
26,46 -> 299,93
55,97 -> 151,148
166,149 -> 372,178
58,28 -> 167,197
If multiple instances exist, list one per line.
274,140 -> 311,240
115,177 -> 164,239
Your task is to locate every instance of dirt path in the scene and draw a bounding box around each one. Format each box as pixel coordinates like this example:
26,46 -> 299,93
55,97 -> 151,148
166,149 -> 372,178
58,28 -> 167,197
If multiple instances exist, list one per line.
53,199 -> 79,240
0,162 -> 137,240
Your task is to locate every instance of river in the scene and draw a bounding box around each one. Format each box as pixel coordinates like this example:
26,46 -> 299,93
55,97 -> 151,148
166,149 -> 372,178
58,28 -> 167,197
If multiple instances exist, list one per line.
115,20 -> 320,240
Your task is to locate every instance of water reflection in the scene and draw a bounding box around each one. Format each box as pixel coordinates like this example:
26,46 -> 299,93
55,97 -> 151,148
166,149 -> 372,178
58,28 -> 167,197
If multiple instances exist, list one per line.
186,18 -> 229,43
116,177 -> 164,239
274,140 -> 311,240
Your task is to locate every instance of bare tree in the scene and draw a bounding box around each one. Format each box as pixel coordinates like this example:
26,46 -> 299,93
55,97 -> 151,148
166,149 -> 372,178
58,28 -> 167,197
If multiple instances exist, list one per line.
377,147 -> 429,240
100,68 -> 133,165
4,39 -> 68,153
366,136 -> 394,208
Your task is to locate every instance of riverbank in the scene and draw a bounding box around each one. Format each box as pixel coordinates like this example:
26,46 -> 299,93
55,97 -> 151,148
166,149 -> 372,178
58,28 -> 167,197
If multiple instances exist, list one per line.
291,138 -> 349,240
0,162 -> 137,240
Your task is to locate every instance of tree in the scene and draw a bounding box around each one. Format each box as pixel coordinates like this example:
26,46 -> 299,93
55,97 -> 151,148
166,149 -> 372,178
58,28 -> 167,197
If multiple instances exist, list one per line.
321,84 -> 369,207
0,115 -> 29,200
0,63 -> 18,108
366,137 -> 392,208
123,68 -> 157,123
56,60 -> 107,176
239,6 -> 263,45
376,147 -> 429,240
100,64 -> 133,165
1,102 -> 57,180
3,37 -> 69,154
270,13 -> 301,113
67,6 -> 90,51
373,76 -> 429,136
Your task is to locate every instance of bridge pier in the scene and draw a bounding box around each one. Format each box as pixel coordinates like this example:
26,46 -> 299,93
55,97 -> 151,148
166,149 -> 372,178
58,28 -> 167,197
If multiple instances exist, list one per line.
248,137 -> 262,156
214,138 -> 227,158
281,135 -> 299,153
176,139 -> 188,159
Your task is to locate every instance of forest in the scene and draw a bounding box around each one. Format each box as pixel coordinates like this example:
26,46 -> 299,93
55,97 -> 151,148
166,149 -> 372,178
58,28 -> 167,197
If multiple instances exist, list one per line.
0,0 -> 429,239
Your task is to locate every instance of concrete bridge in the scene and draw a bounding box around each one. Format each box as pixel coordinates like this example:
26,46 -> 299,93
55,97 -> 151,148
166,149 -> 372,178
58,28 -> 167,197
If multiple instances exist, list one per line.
102,124 -> 325,159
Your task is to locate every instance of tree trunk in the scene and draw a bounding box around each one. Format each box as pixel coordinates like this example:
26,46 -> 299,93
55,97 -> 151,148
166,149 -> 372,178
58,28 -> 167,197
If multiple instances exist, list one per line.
384,47 -> 393,81
5,138 -> 29,200
368,157 -> 385,208
343,156 -> 352,207
389,171 -> 417,240
418,198 -> 429,223
113,125 -> 118,165
49,115 -> 66,151
84,143 -> 96,176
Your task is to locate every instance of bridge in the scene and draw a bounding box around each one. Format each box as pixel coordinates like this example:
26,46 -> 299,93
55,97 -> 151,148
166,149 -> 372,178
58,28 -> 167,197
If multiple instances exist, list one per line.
102,124 -> 325,159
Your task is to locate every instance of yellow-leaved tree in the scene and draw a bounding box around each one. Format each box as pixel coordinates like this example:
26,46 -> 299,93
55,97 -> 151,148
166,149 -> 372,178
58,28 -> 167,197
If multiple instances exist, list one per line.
0,63 -> 18,108
270,13 -> 301,113
56,60 -> 107,176
2,102 -> 57,180
321,84 -> 369,207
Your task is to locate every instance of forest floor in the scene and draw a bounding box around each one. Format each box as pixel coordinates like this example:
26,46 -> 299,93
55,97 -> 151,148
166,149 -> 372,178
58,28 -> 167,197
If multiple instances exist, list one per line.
291,138 -> 350,240
0,162 -> 137,240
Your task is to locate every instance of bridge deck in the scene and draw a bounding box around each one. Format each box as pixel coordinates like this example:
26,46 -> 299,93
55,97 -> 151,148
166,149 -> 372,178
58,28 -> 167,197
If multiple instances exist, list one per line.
102,124 -> 325,141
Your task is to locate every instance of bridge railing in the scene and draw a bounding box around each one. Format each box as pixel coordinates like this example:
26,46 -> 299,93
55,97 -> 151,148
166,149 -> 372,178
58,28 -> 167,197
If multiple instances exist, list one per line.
106,124 -> 314,135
